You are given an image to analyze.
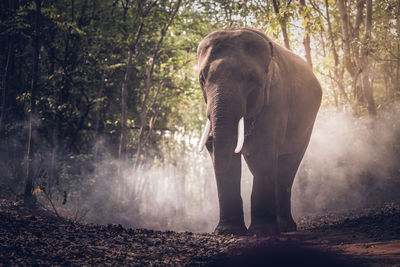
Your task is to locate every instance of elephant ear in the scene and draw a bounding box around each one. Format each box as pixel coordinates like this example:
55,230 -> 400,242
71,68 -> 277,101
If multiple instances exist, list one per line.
265,58 -> 279,105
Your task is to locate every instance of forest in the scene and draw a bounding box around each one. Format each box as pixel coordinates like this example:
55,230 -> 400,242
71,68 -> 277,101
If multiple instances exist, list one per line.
1,0 -> 400,234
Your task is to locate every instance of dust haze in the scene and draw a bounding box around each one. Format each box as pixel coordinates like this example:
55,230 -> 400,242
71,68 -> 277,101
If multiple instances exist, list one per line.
291,106 -> 400,218
65,106 -> 400,232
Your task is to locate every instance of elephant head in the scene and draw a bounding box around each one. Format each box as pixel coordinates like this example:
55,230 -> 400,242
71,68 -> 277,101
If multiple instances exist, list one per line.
197,30 -> 277,173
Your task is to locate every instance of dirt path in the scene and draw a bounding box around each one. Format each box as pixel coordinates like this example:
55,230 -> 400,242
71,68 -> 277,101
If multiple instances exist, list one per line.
0,199 -> 399,266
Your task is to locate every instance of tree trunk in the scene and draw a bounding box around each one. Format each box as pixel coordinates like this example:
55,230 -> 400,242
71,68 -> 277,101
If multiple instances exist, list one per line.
94,68 -> 105,163
280,23 -> 290,50
353,0 -> 366,104
272,0 -> 291,50
118,47 -> 132,173
303,36 -> 312,67
0,41 -> 11,136
24,0 -> 41,207
396,0 -> 400,92
118,1 -> 157,174
326,0 -> 350,106
134,34 -> 164,169
118,4 -> 132,175
1,0 -> 19,138
134,0 -> 181,169
337,0 -> 356,78
360,0 -> 376,115
300,0 -> 312,68
337,0 -> 372,109
49,43 -> 58,192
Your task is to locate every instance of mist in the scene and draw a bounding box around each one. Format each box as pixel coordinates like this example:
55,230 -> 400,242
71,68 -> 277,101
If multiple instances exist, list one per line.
59,106 -> 400,233
291,106 -> 400,217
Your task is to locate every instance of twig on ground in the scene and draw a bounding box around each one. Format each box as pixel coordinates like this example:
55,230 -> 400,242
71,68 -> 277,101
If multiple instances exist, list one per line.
42,189 -> 61,218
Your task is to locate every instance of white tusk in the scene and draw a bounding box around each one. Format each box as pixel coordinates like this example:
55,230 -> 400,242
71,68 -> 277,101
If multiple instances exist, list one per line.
234,117 -> 244,153
198,119 -> 211,152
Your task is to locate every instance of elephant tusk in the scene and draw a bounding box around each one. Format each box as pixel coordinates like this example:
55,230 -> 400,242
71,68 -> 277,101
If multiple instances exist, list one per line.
198,119 -> 211,152
234,117 -> 244,153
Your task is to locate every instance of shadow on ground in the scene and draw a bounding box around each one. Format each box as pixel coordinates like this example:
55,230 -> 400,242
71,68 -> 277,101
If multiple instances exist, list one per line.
211,242 -> 365,267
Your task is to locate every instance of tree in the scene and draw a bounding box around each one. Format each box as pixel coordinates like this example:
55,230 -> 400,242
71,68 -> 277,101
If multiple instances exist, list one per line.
359,0 -> 376,115
324,0 -> 350,106
272,0 -> 291,50
337,0 -> 376,115
299,0 -> 312,67
118,0 -> 158,174
134,0 -> 182,169
24,0 -> 42,207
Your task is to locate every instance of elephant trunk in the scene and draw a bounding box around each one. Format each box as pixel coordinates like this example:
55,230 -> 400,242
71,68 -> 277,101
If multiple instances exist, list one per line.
209,101 -> 245,174
212,123 -> 236,174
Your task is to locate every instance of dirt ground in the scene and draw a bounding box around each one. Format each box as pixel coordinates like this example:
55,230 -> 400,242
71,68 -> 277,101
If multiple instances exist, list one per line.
0,199 -> 399,266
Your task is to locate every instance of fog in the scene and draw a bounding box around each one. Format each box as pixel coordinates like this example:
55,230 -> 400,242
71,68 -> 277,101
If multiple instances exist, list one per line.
66,106 -> 400,232
292,106 -> 400,217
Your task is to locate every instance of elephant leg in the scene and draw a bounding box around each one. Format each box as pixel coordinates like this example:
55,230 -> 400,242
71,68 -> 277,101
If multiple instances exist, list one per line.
214,152 -> 246,235
244,153 -> 279,236
276,152 -> 304,232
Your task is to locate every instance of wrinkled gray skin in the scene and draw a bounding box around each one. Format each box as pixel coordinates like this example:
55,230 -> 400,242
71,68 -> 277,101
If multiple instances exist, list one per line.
197,29 -> 322,235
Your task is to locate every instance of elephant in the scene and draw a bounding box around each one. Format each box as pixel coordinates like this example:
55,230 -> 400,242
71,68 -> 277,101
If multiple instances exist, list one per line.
197,29 -> 322,235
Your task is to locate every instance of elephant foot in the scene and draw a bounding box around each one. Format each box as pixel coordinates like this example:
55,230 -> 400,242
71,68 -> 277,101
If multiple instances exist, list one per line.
277,217 -> 297,233
214,222 -> 247,235
248,223 -> 279,236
